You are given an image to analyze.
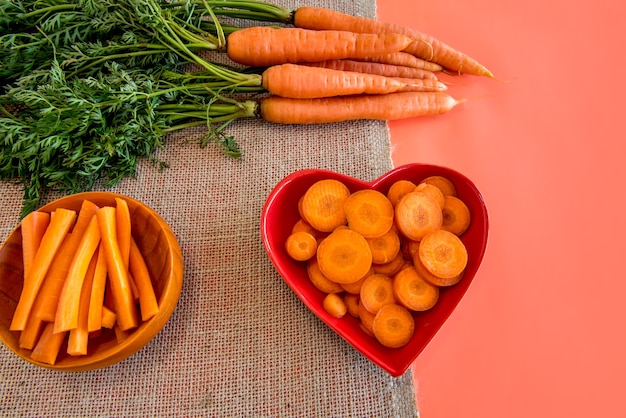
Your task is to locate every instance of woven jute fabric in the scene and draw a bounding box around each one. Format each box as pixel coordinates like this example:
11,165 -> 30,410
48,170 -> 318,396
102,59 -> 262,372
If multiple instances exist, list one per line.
0,1 -> 419,416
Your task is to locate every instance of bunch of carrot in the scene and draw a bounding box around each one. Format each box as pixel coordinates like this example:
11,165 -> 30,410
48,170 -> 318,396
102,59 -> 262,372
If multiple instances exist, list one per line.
9,198 -> 158,365
284,175 -> 471,348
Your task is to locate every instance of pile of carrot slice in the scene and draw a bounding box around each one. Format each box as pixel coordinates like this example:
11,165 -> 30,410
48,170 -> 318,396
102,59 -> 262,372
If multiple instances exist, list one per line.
9,198 -> 158,365
284,176 -> 471,348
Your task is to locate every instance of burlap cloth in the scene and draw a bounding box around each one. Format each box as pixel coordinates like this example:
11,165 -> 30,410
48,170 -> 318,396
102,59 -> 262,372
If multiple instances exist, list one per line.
0,1 -> 419,416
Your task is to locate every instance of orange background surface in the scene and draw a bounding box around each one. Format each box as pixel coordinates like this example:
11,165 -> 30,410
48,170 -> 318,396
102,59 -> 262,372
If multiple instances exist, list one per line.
376,0 -> 626,417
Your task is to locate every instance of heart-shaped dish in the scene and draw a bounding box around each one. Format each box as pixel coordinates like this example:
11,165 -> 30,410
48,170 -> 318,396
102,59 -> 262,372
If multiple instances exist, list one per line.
261,164 -> 489,377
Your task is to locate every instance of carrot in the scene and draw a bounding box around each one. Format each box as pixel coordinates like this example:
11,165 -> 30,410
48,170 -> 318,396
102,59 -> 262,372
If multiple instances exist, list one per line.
395,191 -> 443,241
344,189 -> 395,239
358,298 -> 376,337
393,266 -> 439,311
129,237 -> 159,321
53,214 -> 101,334
316,228 -> 372,284
100,305 -> 117,329
396,78 -> 448,92
304,60 -> 439,80
340,266 -> 373,294
359,273 -> 396,314
114,324 -> 129,344
360,52 -> 443,71
30,322 -> 66,365
96,206 -> 139,331
420,175 -> 457,196
418,229 -> 468,280
10,208 -> 77,331
366,229 -> 401,264
344,293 -> 360,318
401,238 -> 421,261
292,6 -> 493,77
307,257 -> 344,294
300,179 -> 350,232
372,251 -> 406,276
414,182 -> 445,209
34,199 -> 99,321
20,211 -> 50,280
291,218 -> 319,237
372,303 -> 415,348
285,230 -> 318,261
441,195 -> 471,236
387,180 -> 417,207
412,249 -> 463,287
322,293 -> 348,319
87,244 -> 108,332
262,63 -> 408,99
227,26 -> 413,67
67,248 -> 99,356
260,91 -> 462,124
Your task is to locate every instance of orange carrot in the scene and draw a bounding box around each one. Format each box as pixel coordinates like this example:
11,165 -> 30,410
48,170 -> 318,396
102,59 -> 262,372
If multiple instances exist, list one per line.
34,199 -> 99,321
300,179 -> 350,232
292,6 -> 493,77
115,198 -> 131,270
418,229 -> 468,280
372,251 -> 406,276
366,229 -> 401,264
344,189 -> 395,239
414,182 -> 445,209
393,266 -> 439,311
372,303 -> 415,348
387,179 -> 417,207
360,52 -> 443,71
96,206 -> 139,331
316,228 -> 373,284
340,266 -> 372,295
260,91 -> 462,124
18,311 -> 45,350
394,191 -> 443,241
54,214 -> 101,334
420,175 -> 457,196
359,273 -> 396,314
344,293 -> 360,318
30,322 -> 66,365
10,208 -> 77,331
441,195 -> 471,236
262,63 -> 407,99
307,257 -> 344,294
20,211 -> 50,280
412,249 -> 463,287
87,244 -> 108,332
396,78 -> 448,92
285,230 -> 318,261
322,293 -> 348,318
67,248 -> 99,356
227,27 -> 413,67
129,237 -> 159,321
100,305 -> 117,329
358,298 -> 376,337
304,60 -> 439,80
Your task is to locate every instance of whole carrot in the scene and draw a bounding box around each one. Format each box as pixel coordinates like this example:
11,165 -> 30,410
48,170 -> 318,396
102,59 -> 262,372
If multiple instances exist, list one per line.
395,78 -> 448,92
261,64 -> 407,99
360,52 -> 443,72
227,26 -> 413,67
259,91 -> 462,124
292,6 -> 493,77
304,60 -> 439,80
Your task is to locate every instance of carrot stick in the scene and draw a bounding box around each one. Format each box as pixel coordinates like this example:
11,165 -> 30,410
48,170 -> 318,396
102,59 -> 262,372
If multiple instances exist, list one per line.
96,206 -> 139,331
227,27 -> 413,67
18,312 -> 45,350
20,211 -> 50,280
262,63 -> 406,99
34,199 -> 99,321
115,198 -> 139,301
260,91 -> 462,124
360,52 -> 443,71
67,248 -> 99,355
30,322 -> 66,365
10,208 -> 77,331
128,237 -> 159,321
100,305 -> 117,329
292,6 -> 493,77
304,60 -> 439,80
87,244 -> 108,332
53,214 -> 101,334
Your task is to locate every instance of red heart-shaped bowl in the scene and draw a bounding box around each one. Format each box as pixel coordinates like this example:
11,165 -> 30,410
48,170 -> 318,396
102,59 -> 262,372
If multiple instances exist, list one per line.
261,164 -> 489,377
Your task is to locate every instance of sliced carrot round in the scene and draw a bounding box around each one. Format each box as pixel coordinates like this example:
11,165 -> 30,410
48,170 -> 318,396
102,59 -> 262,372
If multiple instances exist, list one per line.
359,273 -> 396,314
441,195 -> 471,236
301,179 -> 350,232
307,257 -> 344,293
344,189 -> 394,238
412,249 -> 463,287
372,304 -> 415,348
322,293 -> 348,318
372,250 -> 406,276
394,191 -> 443,241
366,228 -> 401,264
387,179 -> 417,207
393,266 -> 439,311
418,229 -> 468,279
340,266 -> 372,294
414,182 -> 445,209
316,228 -> 372,284
344,293 -> 360,318
291,218 -> 319,237
358,298 -> 376,336
285,231 -> 317,261
420,175 -> 457,196
401,238 -> 421,261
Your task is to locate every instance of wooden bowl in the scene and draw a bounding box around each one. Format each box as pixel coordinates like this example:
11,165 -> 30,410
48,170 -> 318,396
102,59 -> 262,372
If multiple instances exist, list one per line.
261,164 -> 489,377
0,192 -> 184,371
